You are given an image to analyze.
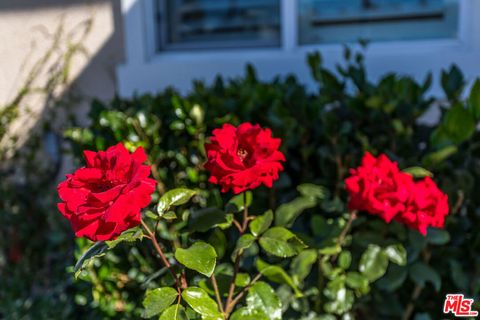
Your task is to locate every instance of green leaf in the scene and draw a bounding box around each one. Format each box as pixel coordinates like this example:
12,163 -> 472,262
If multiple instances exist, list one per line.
275,197 -> 317,227
384,244 -> 407,266
441,65 -> 465,100
315,316 -> 336,320
321,197 -> 344,213
163,211 -> 177,220
402,167 -> 433,179
408,230 -> 428,261
291,249 -> 318,284
208,229 -> 227,259
449,260 -> 469,290
142,287 -> 178,318
297,184 -> 327,200
230,307 -> 269,320
359,245 -> 389,282
443,104 -> 476,144
157,188 -> 197,215
225,191 -> 252,213
345,272 -> 368,289
319,244 -> 341,256
320,257 -> 343,280
188,208 -> 228,233
216,213 -> 234,230
311,216 -> 329,237
106,227 -> 144,248
246,282 -> 282,320
181,287 -> 222,319
250,210 -> 273,237
256,259 -> 302,297
74,241 -> 109,278
469,79 -> 480,119
338,251 -> 352,270
259,227 -> 306,258
159,304 -> 188,320
232,234 -> 256,261
145,210 -> 158,220
175,242 -> 217,277
324,278 -> 354,315
423,145 -> 457,167
409,262 -> 441,291
235,273 -> 251,287
375,265 -> 408,292
426,229 -> 450,245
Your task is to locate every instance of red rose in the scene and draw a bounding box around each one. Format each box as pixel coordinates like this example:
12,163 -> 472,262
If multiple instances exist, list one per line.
345,152 -> 413,223
57,143 -> 156,241
396,177 -> 449,235
204,123 -> 285,194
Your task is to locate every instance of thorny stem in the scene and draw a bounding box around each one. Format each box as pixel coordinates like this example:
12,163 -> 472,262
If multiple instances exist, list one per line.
338,210 -> 357,245
140,220 -> 184,293
210,273 -> 225,319
226,273 -> 263,315
452,190 -> 464,215
241,192 -> 249,232
332,210 -> 357,261
224,192 -> 249,318
232,219 -> 242,233
170,227 -> 188,289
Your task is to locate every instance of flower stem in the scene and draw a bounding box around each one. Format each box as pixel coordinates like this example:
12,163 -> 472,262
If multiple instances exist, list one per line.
226,273 -> 262,315
338,210 -> 357,245
224,192 -> 249,318
241,192 -> 249,232
141,219 -> 184,292
332,210 -> 357,262
211,273 -> 226,319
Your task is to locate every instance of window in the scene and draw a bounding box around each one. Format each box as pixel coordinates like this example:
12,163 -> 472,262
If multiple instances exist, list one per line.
118,0 -> 475,96
298,0 -> 459,45
156,0 -> 281,50
155,0 -> 459,51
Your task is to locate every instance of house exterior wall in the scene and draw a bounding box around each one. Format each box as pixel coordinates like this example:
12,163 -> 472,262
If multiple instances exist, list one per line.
0,0 -> 123,123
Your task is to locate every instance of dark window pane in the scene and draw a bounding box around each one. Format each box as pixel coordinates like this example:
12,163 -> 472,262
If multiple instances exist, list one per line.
158,0 -> 281,50
299,0 -> 459,44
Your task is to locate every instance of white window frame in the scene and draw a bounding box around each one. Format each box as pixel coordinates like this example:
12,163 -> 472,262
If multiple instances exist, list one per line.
118,0 -> 478,96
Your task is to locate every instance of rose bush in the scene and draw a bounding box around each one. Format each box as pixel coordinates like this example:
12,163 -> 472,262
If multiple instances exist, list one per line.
57,47 -> 480,319
63,135 -> 449,319
65,128 -> 303,319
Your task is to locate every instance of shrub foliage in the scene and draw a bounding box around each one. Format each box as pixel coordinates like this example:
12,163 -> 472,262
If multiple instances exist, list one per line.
9,47 -> 480,319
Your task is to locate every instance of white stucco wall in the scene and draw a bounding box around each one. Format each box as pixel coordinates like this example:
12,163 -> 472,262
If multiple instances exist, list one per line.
0,0 -> 123,124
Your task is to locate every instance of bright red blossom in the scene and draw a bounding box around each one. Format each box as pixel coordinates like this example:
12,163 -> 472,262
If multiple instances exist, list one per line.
204,123 -> 285,194
396,177 -> 449,236
345,152 -> 413,223
57,143 -> 156,241
345,152 -> 449,235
